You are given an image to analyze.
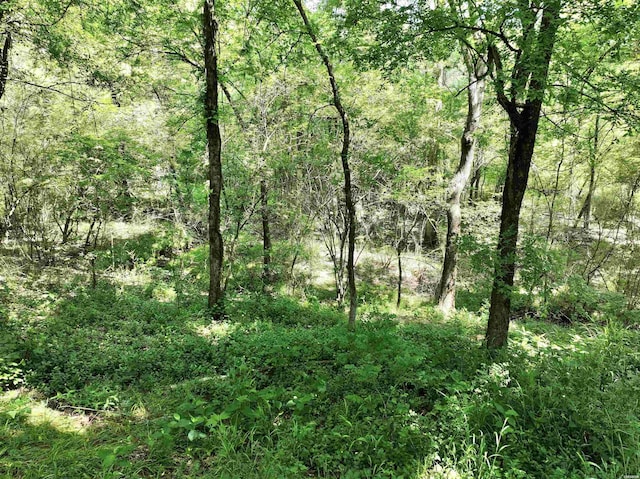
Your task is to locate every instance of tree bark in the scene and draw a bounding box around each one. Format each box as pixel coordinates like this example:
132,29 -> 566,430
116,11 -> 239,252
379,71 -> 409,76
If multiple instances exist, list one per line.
261,178 -> 272,291
203,0 -> 224,314
0,30 -> 11,101
486,118 -> 540,347
396,247 -> 402,308
293,0 -> 357,329
435,48 -> 487,314
469,156 -> 483,204
485,0 -> 561,348
578,115 -> 599,231
0,0 -> 12,102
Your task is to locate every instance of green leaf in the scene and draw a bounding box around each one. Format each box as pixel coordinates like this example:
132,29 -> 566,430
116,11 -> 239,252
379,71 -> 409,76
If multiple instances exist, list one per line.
187,429 -> 199,441
102,453 -> 117,469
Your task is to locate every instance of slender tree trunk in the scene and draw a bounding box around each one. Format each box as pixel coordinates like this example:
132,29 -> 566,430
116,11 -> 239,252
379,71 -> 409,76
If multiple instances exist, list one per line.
0,31 -> 11,101
334,220 -> 347,304
92,219 -> 103,249
395,203 -> 406,308
485,0 -> 560,348
293,0 -> 357,329
84,215 -> 96,251
61,207 -> 76,244
396,247 -> 402,308
581,161 -> 595,230
221,78 -> 274,292
435,49 -> 487,314
203,0 -> 224,314
546,120 -> 565,242
0,0 -> 12,103
578,116 -> 599,231
261,179 -> 272,291
469,155 -> 483,204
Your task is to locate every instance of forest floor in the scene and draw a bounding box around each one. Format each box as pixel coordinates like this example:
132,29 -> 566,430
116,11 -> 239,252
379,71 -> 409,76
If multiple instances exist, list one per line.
1,223 -> 640,478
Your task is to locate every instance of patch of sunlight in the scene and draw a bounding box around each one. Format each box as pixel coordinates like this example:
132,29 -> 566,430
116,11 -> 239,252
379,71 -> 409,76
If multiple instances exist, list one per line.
130,403 -> 149,420
311,265 -> 334,290
515,326 -> 591,357
418,464 -> 462,479
26,403 -> 96,434
152,285 -> 177,303
518,334 -> 539,357
170,375 -> 225,390
106,221 -> 157,240
192,320 -> 236,341
0,389 -> 24,402
109,268 -> 153,288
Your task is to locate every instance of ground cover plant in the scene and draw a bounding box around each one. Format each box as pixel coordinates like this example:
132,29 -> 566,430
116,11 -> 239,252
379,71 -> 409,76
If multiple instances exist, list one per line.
1,230 -> 640,478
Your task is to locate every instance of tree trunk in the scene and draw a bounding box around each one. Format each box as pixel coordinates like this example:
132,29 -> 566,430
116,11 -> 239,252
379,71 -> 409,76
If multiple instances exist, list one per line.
261,179 -> 272,291
578,116 -> 599,231
546,118 -> 565,242
396,247 -> 402,308
293,0 -> 357,329
84,215 -> 96,251
485,0 -> 560,348
469,156 -> 483,204
0,0 -> 13,102
60,207 -> 76,244
435,48 -> 487,314
203,0 -> 224,314
486,120 -> 539,347
0,30 -> 11,101
580,162 -> 595,230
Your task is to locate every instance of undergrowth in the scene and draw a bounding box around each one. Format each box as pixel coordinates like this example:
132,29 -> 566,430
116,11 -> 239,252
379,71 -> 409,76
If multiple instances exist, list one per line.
1,234 -> 639,478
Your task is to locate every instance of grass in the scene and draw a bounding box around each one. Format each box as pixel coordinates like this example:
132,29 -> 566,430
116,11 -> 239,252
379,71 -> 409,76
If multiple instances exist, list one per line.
1,229 -> 640,478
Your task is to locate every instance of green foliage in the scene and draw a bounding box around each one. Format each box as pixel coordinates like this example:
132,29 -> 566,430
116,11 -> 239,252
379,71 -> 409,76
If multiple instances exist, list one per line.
25,283 -> 218,405
2,0 -> 640,477
518,234 -> 568,304
544,275 -> 629,324
1,240 -> 640,478
0,291 -> 27,390
0,358 -> 24,390
430,324 -> 640,478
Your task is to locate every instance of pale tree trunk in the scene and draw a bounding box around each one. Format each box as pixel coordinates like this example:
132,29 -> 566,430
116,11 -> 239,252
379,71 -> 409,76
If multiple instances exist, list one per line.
0,6 -> 12,240
293,0 -> 357,329
203,0 -> 224,314
485,0 -> 561,348
435,48 -> 487,314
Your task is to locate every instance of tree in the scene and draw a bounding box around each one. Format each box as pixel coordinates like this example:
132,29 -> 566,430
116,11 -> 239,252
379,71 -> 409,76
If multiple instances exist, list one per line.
485,0 -> 562,347
292,0 -> 358,329
435,43 -> 488,314
203,0 -> 224,313
0,0 -> 11,101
